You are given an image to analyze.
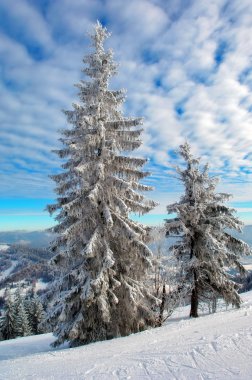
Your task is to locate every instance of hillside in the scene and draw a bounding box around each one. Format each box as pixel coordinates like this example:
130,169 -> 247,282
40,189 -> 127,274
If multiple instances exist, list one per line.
0,243 -> 54,291
1,291 -> 252,379
1,226 -> 252,293
1,226 -> 252,249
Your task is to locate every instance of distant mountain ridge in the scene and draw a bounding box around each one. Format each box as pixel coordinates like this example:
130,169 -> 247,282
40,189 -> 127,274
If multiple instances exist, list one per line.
233,225 -> 252,247
0,226 -> 251,249
0,243 -> 54,290
0,231 -> 54,248
0,226 -> 251,292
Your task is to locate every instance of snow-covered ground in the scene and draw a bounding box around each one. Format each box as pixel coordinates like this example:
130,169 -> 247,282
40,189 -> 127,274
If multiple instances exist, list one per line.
0,244 -> 18,283
0,244 -> 9,251
1,292 -> 252,379
35,279 -> 49,292
0,260 -> 18,282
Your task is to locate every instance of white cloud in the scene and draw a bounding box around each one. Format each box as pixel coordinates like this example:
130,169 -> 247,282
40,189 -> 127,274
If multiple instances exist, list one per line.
0,0 -> 54,49
0,0 -> 252,213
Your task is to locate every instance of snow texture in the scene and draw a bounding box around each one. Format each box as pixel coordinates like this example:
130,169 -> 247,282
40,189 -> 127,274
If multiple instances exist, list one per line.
1,291 -> 252,379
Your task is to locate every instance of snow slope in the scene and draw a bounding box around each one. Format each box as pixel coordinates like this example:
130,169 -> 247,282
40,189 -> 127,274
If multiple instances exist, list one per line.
0,244 -> 9,251
1,292 -> 252,380
0,260 -> 18,283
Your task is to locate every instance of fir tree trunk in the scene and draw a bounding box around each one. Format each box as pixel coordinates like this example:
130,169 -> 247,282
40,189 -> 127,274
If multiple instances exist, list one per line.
190,270 -> 199,318
211,296 -> 217,313
157,283 -> 166,326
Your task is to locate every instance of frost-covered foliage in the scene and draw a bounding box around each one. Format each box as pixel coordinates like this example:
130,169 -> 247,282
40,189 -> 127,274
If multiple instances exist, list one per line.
149,227 -> 179,297
14,287 -> 31,337
32,296 -> 45,334
47,22 -> 157,347
0,288 -> 45,340
25,295 -> 45,335
165,142 -> 250,318
0,289 -> 16,340
149,226 -> 187,325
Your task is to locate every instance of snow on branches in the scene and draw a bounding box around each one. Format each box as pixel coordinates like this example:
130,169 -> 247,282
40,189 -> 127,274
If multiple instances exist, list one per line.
165,142 -> 251,318
47,22 -> 157,347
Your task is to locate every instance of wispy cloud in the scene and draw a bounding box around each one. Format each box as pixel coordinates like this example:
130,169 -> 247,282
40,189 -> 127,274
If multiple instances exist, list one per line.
1,0 -> 252,226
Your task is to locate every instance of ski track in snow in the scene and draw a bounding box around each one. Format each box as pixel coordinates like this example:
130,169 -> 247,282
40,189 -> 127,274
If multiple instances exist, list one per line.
1,293 -> 252,379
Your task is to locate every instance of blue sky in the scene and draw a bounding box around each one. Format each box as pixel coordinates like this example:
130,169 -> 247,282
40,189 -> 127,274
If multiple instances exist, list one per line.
1,0 -> 252,231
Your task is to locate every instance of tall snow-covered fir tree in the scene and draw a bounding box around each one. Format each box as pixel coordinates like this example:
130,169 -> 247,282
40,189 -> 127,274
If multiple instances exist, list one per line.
47,22 -> 157,347
165,142 -> 250,318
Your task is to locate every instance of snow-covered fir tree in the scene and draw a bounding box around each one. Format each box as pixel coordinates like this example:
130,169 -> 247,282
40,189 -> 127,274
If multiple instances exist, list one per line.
13,287 -> 22,310
0,289 -> 16,340
15,301 -> 31,337
28,295 -> 45,335
165,142 -> 250,317
14,288 -> 31,337
47,22 -> 157,347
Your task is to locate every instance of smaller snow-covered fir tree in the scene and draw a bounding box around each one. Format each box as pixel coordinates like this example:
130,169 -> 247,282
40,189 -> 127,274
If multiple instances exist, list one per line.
28,295 -> 45,335
13,287 -> 22,309
13,287 -> 31,337
0,289 -> 16,340
15,302 -> 31,337
165,142 -> 250,317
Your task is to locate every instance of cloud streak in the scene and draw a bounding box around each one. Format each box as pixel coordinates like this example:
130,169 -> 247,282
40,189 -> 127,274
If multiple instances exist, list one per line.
1,0 -> 252,226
